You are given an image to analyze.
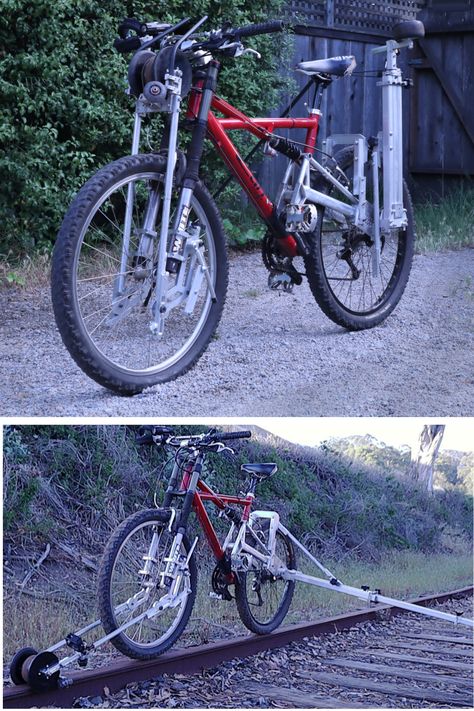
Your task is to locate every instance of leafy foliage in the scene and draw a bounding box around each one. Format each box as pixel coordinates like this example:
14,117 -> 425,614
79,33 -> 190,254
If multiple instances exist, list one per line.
0,0 -> 288,257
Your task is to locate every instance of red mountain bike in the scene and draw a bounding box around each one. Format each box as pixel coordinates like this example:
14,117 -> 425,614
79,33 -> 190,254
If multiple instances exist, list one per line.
9,427 -> 297,685
96,426 -> 296,659
52,16 -> 424,394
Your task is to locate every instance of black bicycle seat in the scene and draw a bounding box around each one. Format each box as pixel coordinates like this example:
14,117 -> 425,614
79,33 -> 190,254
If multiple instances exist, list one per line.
241,463 -> 277,479
393,20 -> 425,41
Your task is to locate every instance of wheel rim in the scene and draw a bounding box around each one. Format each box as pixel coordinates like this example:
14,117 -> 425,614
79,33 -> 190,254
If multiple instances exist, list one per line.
243,530 -> 292,626
319,160 -> 408,315
72,172 -> 217,376
109,521 -> 190,649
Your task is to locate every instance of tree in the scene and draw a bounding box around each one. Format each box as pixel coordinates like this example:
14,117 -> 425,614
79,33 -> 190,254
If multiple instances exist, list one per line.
408,425 -> 445,494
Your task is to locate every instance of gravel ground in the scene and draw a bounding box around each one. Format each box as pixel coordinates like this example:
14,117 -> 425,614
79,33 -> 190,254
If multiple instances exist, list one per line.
1,248 -> 473,417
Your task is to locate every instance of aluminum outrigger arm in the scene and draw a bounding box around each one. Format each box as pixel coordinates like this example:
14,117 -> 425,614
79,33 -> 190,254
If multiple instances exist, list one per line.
9,589 -> 189,691
278,523 -> 474,630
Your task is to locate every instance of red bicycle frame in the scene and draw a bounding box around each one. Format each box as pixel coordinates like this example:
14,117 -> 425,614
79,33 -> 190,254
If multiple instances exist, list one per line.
180,464 -> 254,563
186,85 -> 321,257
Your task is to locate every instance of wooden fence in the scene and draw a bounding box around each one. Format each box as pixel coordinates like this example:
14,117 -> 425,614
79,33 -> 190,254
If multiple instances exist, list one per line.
255,0 -> 473,198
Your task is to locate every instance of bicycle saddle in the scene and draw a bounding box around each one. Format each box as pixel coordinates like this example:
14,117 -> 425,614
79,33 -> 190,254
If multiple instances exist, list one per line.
296,55 -> 356,78
241,463 -> 277,479
393,20 -> 425,41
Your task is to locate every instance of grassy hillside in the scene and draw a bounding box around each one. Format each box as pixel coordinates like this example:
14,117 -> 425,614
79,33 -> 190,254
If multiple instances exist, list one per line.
4,425 -> 472,560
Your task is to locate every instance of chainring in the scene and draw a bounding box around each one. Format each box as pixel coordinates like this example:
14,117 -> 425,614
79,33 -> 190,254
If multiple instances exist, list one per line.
261,232 -> 303,286
211,558 -> 233,601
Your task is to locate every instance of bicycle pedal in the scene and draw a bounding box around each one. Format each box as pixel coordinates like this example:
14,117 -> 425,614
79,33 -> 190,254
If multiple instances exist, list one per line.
268,271 -> 294,293
209,591 -> 224,600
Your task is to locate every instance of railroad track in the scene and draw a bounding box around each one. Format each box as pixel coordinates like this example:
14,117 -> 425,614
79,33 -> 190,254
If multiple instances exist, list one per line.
3,586 -> 473,709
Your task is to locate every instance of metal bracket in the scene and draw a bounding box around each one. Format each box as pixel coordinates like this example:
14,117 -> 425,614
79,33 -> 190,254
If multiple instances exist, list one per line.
323,134 -> 368,198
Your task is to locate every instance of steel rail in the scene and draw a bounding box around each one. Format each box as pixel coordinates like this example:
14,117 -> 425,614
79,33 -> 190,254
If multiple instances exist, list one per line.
3,585 -> 472,709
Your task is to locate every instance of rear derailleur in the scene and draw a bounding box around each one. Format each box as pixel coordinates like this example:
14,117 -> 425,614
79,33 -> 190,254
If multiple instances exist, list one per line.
262,231 -> 303,293
337,228 -> 377,280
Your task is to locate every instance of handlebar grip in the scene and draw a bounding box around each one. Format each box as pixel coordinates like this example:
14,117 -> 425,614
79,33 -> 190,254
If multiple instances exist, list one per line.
114,36 -> 142,53
218,430 -> 252,441
233,20 -> 285,38
135,425 -> 176,444
135,426 -> 155,445
118,18 -> 148,39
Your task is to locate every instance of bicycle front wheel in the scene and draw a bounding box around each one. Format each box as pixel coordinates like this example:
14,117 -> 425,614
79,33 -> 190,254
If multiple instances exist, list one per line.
235,526 -> 296,634
52,153 -> 228,394
304,147 -> 415,330
97,509 -> 197,660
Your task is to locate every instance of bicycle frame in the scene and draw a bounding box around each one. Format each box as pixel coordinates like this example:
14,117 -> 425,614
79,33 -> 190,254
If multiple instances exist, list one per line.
182,466 -> 255,563
175,453 -> 287,579
122,31 -> 415,328
204,96 -> 361,238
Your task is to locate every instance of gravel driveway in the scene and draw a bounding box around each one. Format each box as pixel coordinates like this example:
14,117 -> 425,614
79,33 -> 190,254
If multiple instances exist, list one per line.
1,248 -> 472,417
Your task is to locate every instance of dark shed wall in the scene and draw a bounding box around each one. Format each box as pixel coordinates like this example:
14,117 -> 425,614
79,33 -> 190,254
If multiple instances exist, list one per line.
410,3 -> 474,177
256,1 -> 474,198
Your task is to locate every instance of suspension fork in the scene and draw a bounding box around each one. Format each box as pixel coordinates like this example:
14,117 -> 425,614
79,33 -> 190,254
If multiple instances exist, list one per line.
161,451 -> 203,584
141,454 -> 186,583
165,61 -> 220,275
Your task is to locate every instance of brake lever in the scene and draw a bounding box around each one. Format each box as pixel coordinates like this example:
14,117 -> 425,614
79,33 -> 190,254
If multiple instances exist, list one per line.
219,42 -> 262,59
239,47 -> 262,59
208,442 -> 235,455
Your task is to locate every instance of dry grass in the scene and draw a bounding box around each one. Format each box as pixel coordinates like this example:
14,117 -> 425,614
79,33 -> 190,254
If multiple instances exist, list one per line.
0,252 -> 51,290
3,550 -> 472,665
415,187 -> 474,253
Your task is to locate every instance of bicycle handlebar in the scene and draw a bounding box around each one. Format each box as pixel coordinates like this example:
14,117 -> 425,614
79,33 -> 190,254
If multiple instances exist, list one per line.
135,426 -> 251,447
217,430 -> 252,441
230,20 -> 285,38
114,16 -> 286,54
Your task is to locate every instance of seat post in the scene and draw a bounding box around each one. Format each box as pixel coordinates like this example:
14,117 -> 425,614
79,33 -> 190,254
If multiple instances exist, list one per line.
246,476 -> 257,496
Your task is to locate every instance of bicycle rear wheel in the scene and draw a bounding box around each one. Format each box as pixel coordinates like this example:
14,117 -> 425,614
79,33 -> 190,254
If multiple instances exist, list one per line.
304,147 -> 415,330
97,508 -> 197,660
235,525 -> 295,634
52,153 -> 228,394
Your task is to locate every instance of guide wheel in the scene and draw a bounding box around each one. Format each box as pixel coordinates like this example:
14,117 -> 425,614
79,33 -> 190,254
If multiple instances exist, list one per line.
9,646 -> 38,685
24,651 -> 61,691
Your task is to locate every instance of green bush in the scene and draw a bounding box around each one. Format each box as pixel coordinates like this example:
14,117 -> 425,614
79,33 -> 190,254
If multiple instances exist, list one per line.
0,0 -> 288,257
